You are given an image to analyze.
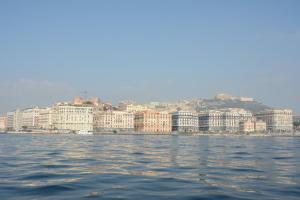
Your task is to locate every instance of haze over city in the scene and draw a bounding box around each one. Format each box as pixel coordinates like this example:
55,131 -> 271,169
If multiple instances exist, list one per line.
0,0 -> 299,114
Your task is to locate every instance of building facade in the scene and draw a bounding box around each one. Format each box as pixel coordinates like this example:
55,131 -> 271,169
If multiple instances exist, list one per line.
254,120 -> 267,132
239,119 -> 255,133
0,116 -> 7,131
13,109 -> 23,131
255,109 -> 293,132
22,107 -> 40,130
52,103 -> 94,132
6,112 -> 14,131
94,110 -> 134,132
199,109 -> 253,132
199,110 -> 224,132
39,107 -> 54,130
134,110 -> 172,133
118,103 -> 148,113
172,110 -> 199,132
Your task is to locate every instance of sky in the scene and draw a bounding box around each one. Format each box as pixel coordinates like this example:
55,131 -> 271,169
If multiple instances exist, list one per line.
0,0 -> 299,114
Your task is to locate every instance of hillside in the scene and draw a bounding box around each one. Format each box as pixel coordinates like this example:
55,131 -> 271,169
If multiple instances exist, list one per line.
193,99 -> 271,113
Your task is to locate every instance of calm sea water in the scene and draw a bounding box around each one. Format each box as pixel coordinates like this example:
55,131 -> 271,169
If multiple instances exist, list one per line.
0,134 -> 299,200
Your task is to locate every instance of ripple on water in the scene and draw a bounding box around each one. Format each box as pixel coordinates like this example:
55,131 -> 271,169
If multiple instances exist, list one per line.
0,134 -> 299,200
26,184 -> 76,195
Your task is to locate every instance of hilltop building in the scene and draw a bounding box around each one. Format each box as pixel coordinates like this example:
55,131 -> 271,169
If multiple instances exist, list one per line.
215,93 -> 254,102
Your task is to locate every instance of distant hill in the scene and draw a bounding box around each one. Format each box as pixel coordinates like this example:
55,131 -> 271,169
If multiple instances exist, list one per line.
193,99 -> 271,113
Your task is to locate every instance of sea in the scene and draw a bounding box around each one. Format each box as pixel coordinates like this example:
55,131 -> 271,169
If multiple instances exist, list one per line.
0,133 -> 299,200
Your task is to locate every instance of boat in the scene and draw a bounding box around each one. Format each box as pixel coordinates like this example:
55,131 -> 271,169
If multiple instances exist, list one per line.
77,130 -> 93,135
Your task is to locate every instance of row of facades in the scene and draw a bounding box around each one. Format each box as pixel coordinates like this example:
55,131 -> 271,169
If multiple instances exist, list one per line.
0,99 -> 294,133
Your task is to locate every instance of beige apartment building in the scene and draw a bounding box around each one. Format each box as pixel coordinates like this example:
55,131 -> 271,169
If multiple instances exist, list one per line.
52,103 -> 94,132
254,120 -> 267,132
255,109 -> 293,132
94,110 -> 134,132
239,119 -> 255,133
119,103 -> 148,113
134,110 -> 172,133
0,116 -> 7,131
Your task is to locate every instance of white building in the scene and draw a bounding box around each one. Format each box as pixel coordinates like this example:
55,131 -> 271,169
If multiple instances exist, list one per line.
52,103 -> 94,132
22,107 -> 40,130
94,110 -> 134,132
39,107 -> 54,130
172,110 -> 199,132
255,109 -> 293,132
199,110 -> 224,132
199,109 -> 253,132
13,109 -> 23,131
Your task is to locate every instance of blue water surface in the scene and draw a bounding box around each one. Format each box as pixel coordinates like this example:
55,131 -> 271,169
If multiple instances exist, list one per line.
0,134 -> 299,200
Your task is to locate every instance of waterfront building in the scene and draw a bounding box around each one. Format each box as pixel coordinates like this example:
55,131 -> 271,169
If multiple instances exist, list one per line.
39,107 -> 54,130
94,110 -> 134,132
224,109 -> 253,132
255,109 -> 293,132
254,120 -> 267,132
0,116 -> 7,131
134,110 -> 172,133
52,103 -> 94,132
22,107 -> 41,130
199,109 -> 253,132
13,109 -> 23,131
6,112 -> 14,131
199,110 -> 224,132
172,110 -> 199,132
239,119 -> 255,133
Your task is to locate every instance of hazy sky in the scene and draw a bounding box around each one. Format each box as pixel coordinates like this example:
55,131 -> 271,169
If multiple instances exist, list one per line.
0,0 -> 299,114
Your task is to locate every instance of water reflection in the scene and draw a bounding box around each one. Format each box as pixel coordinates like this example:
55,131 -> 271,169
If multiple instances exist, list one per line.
0,134 -> 299,200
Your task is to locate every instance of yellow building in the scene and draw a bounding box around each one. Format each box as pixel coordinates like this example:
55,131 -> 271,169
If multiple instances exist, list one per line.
254,120 -> 267,132
119,103 -> 148,113
134,110 -> 172,133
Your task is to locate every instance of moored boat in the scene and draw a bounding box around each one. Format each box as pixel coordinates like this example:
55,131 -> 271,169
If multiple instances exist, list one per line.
77,130 -> 93,135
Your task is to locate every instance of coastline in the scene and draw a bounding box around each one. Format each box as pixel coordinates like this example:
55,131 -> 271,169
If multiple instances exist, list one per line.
1,131 -> 300,137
